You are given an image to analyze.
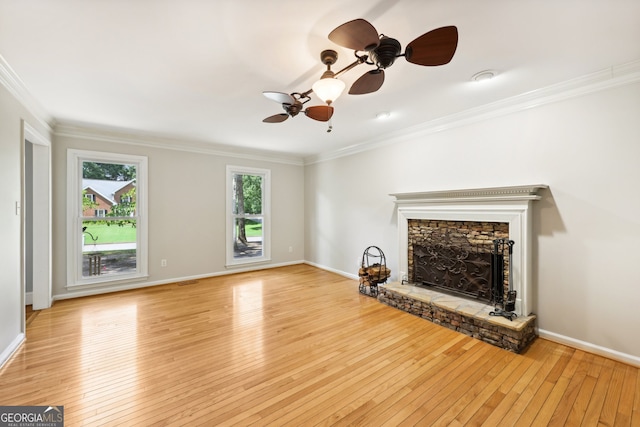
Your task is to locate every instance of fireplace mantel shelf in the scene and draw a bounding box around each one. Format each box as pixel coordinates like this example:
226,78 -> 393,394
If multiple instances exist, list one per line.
390,184 -> 548,204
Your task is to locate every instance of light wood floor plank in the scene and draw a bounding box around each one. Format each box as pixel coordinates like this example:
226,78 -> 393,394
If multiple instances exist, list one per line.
581,358 -> 617,425
0,265 -> 637,426
382,342 -> 498,426
432,338 -> 549,426
632,368 -> 640,426
499,342 -> 569,426
567,375 -> 598,426
454,352 -> 530,426
328,331 -> 464,426
599,359 -> 627,426
264,327 -> 444,426
546,350 -> 590,426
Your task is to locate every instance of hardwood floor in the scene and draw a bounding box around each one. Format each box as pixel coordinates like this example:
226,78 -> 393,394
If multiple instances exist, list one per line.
1,265 -> 638,426
25,304 -> 40,327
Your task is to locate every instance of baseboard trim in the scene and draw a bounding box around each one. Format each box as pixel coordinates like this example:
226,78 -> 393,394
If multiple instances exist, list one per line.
537,329 -> 639,367
303,261 -> 358,280
0,333 -> 25,370
53,261 -> 305,301
25,291 -> 33,305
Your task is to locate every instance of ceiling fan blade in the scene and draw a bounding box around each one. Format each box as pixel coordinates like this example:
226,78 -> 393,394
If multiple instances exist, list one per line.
262,113 -> 289,123
328,18 -> 380,51
349,69 -> 385,95
263,91 -> 295,105
405,26 -> 458,66
305,105 -> 334,122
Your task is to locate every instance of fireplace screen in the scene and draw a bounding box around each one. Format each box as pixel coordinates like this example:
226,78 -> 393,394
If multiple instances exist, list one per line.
408,220 -> 509,304
413,242 -> 492,303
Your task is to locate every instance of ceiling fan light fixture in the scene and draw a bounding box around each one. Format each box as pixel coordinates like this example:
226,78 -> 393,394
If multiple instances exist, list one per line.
312,74 -> 345,105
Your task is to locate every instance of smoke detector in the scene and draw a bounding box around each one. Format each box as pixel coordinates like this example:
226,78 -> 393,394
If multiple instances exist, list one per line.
471,70 -> 497,82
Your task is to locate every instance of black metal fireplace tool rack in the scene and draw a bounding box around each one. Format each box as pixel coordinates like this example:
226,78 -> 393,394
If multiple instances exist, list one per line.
358,246 -> 390,297
490,238 -> 517,321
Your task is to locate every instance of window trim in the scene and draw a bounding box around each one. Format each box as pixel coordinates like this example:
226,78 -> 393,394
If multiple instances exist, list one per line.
226,165 -> 271,267
67,149 -> 148,288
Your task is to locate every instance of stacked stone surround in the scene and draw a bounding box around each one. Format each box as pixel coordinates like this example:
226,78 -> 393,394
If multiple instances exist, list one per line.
378,282 -> 537,353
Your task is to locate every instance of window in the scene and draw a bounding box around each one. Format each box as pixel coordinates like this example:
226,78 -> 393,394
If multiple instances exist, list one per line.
67,149 -> 148,287
226,166 -> 270,266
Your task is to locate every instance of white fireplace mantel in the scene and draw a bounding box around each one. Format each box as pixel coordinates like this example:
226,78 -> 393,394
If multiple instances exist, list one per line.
391,185 -> 547,316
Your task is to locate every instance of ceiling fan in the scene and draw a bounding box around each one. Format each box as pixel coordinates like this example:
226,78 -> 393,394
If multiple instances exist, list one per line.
261,18 -> 458,126
262,91 -> 333,123
328,18 -> 459,94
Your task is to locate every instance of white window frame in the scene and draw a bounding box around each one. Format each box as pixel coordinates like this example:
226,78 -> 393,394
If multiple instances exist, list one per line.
226,165 -> 271,267
67,149 -> 148,287
95,209 -> 107,217
84,193 -> 95,202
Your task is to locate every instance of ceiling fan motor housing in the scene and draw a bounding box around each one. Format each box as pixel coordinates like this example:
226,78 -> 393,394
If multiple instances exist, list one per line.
370,36 -> 402,69
286,100 -> 303,117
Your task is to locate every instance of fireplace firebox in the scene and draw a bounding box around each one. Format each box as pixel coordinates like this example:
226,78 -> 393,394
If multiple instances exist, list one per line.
409,220 -> 508,306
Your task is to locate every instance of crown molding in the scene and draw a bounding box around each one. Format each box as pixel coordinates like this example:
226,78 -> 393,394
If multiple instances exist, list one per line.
54,121 -> 305,166
22,120 -> 51,147
0,54 -> 53,132
305,59 -> 640,165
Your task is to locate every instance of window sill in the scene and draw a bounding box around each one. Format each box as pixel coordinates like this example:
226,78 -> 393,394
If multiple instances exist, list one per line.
225,257 -> 271,269
67,273 -> 150,290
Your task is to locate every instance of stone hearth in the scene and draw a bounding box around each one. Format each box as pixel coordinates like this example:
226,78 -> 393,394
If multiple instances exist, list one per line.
378,282 -> 537,353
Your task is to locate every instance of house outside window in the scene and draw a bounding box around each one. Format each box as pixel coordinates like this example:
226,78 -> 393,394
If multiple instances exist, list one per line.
68,149 -> 148,287
226,166 -> 270,266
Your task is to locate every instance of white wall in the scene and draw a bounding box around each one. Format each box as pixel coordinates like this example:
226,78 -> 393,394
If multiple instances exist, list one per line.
304,82 -> 640,359
52,132 -> 305,299
0,83 -> 51,366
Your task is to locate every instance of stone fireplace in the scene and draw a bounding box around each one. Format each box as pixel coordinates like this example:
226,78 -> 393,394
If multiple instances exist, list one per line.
378,185 -> 547,352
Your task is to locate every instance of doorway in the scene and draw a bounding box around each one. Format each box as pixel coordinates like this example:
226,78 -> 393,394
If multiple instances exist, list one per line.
22,120 -> 52,324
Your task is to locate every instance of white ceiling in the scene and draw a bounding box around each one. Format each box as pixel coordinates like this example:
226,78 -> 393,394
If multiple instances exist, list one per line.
1,0 -> 639,159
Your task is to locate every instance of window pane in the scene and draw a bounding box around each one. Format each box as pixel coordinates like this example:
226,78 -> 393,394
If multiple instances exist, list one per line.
82,219 -> 137,278
69,150 -> 147,287
82,161 -> 136,217
226,165 -> 269,267
80,160 -> 138,278
232,173 -> 262,215
233,217 -> 263,259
